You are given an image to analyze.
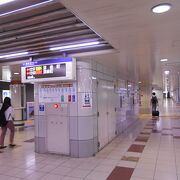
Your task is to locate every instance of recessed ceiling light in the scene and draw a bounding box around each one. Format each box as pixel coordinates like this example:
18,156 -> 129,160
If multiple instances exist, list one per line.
138,82 -> 142,84
50,41 -> 100,51
152,3 -> 172,14
0,0 -> 53,17
164,70 -> 170,75
160,58 -> 168,62
0,0 -> 15,5
0,52 -> 29,59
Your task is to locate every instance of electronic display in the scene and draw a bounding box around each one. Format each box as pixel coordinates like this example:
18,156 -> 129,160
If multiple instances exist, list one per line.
25,63 -> 66,80
21,58 -> 76,82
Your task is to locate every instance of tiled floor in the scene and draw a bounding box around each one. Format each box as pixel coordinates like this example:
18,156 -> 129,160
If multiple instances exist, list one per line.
0,99 -> 180,180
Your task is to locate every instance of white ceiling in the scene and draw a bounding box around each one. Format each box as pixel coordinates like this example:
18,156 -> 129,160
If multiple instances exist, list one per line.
60,0 -> 180,88
1,0 -> 180,89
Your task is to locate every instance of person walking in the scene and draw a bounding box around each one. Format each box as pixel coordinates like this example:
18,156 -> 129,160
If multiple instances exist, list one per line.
0,97 -> 16,149
151,92 -> 158,116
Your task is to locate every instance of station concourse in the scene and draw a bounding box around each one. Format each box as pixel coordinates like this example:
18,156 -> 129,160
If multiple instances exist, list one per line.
0,0 -> 180,180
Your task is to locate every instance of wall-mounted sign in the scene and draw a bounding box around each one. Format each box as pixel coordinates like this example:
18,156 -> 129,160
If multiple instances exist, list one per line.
39,83 -> 76,103
21,57 -> 76,83
2,90 -> 11,101
27,102 -> 34,120
82,93 -> 92,108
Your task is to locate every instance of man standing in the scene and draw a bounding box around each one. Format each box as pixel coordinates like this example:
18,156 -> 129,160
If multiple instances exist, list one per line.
151,92 -> 158,115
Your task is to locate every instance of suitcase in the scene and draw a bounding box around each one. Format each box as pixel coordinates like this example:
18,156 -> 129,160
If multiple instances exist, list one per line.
152,111 -> 159,117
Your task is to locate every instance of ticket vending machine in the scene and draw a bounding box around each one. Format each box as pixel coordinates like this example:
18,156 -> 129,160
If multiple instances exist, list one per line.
21,57 -> 76,156
46,103 -> 69,154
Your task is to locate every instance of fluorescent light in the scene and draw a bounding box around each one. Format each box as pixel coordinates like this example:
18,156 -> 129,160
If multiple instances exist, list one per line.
0,0 -> 15,5
160,58 -> 168,62
152,3 -> 172,14
0,0 -> 53,17
164,70 -> 170,75
0,52 -> 29,59
50,41 -> 100,51
14,72 -> 19,75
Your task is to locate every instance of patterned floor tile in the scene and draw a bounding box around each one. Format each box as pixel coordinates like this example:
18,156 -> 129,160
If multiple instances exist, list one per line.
107,166 -> 134,180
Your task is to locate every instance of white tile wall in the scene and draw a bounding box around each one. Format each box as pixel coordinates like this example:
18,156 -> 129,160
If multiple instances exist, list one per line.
77,69 -> 92,93
69,102 -> 78,117
78,116 -> 94,140
69,117 -> 78,140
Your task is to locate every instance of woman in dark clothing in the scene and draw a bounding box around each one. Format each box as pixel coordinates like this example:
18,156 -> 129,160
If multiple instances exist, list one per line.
0,97 -> 15,149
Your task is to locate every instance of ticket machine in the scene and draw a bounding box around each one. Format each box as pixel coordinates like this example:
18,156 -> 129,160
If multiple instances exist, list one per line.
21,57 -> 76,155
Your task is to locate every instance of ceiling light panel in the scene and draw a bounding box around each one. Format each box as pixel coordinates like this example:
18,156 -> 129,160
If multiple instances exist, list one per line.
0,0 -> 15,5
0,0 -> 53,17
160,59 -> 168,62
152,3 -> 172,14
0,52 -> 29,59
50,41 -> 100,51
164,70 -> 170,75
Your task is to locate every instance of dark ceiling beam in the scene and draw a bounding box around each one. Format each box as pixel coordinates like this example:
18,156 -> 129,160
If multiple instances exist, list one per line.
0,16 -> 79,38
0,29 -> 92,45
0,44 -> 112,63
0,23 -> 86,41
0,35 -> 100,53
0,9 -> 70,31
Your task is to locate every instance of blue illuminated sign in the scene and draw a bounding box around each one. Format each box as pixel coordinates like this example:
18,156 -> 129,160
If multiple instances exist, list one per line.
22,57 -> 73,67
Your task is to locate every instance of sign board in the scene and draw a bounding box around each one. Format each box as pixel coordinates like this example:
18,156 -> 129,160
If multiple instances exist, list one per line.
82,92 -> 92,108
2,90 -> 11,100
27,102 -> 34,120
21,57 -> 76,83
39,83 -> 76,103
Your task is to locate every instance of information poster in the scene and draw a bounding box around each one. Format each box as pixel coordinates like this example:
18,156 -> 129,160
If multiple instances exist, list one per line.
82,92 -> 92,108
39,83 -> 76,103
27,102 -> 34,120
2,90 -> 11,100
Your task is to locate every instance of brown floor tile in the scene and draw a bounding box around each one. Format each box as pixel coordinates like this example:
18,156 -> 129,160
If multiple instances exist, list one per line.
162,133 -> 173,136
140,132 -> 151,135
107,166 -> 134,180
144,127 -> 153,129
24,138 -> 35,143
128,144 -> 145,153
121,156 -> 139,162
173,136 -> 180,139
173,127 -> 180,129
135,136 -> 149,142
162,128 -> 172,130
152,129 -> 161,133
146,124 -> 154,126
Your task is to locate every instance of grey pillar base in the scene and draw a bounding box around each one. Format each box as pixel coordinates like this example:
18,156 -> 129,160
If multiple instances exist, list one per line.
70,137 -> 98,158
35,137 -> 47,153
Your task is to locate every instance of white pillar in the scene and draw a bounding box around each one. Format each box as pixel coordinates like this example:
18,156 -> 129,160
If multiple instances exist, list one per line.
10,83 -> 26,129
140,84 -> 152,114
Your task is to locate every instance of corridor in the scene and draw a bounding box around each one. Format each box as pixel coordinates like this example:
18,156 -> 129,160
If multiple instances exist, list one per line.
0,99 -> 180,180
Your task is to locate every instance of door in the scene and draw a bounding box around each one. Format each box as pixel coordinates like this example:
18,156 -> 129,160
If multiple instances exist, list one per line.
107,81 -> 116,141
46,103 -> 69,154
97,80 -> 108,149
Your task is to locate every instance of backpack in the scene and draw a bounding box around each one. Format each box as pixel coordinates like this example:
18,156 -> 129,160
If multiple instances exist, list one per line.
151,96 -> 158,104
0,109 -> 8,127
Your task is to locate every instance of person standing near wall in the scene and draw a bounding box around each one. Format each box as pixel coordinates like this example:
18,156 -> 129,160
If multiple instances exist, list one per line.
0,97 -> 16,149
151,92 -> 158,113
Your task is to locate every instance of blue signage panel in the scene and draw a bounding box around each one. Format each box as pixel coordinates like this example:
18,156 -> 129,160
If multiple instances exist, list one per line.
22,57 -> 73,67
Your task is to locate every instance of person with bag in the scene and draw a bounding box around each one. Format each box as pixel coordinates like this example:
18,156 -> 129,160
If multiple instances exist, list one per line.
0,97 -> 16,149
151,92 -> 159,116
